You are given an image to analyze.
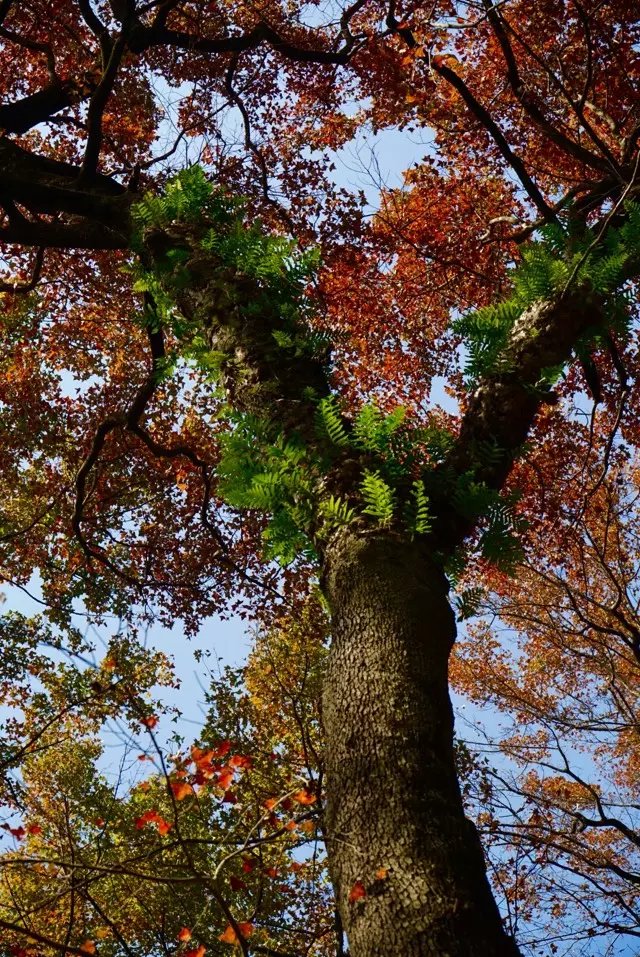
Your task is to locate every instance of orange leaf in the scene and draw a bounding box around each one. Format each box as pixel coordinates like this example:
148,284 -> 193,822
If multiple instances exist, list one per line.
228,754 -> 252,770
135,809 -> 172,834
348,880 -> 367,903
141,715 -> 159,730
219,926 -> 236,945
171,780 -> 193,801
219,923 -> 254,945
375,867 -> 389,880
177,928 -> 192,942
292,787 -> 316,805
80,942 -> 96,955
217,767 -> 234,790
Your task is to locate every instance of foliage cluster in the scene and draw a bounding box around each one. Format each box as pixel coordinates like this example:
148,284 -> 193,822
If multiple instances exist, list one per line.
456,205 -> 640,383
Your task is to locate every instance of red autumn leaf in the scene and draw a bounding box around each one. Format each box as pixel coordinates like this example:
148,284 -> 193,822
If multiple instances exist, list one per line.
222,790 -> 238,804
292,787 -> 317,805
9,826 -> 25,840
141,715 -> 159,730
228,754 -> 252,770
177,927 -> 192,942
27,824 -> 42,835
348,880 -> 367,903
212,741 -> 232,758
216,767 -> 234,790
229,875 -> 247,891
170,780 -> 193,801
241,856 -> 255,873
218,925 -> 237,945
184,946 -> 206,957
264,866 -> 278,878
219,922 -> 254,944
135,809 -> 172,834
191,746 -> 215,765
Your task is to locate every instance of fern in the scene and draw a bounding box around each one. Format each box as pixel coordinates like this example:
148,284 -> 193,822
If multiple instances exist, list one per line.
454,586 -> 485,621
360,470 -> 395,525
262,509 -> 315,566
352,401 -> 406,453
404,479 -> 431,535
479,501 -> 525,572
452,476 -> 500,521
316,396 -> 349,447
456,202 -> 640,385
319,495 -> 356,531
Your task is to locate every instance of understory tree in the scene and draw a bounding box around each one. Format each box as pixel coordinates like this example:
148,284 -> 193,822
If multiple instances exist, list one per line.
0,0 -> 639,955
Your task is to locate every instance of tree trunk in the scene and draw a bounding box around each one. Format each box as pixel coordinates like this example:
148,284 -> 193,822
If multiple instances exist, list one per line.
321,529 -> 521,957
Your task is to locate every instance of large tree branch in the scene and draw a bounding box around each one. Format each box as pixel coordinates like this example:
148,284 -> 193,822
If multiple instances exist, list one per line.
449,287 -> 605,495
127,18 -> 359,63
0,80 -> 94,134
0,139 -> 131,247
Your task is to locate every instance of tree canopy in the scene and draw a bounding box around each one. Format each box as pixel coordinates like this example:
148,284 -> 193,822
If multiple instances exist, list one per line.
0,1 -> 639,955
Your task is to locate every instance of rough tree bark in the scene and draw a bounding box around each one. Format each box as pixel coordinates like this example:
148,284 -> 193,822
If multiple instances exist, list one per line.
322,529 -> 522,957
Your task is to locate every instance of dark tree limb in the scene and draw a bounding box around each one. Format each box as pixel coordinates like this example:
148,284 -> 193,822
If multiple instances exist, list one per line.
482,0 -> 619,175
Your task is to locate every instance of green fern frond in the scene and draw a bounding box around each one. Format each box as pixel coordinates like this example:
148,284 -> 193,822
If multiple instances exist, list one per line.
352,402 -> 384,450
316,396 -> 349,447
454,586 -> 485,621
404,479 -> 431,535
360,470 -> 395,525
319,495 -> 356,530
479,502 -> 525,572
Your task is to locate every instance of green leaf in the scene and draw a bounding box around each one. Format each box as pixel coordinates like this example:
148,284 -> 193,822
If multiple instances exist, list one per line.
360,470 -> 395,525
